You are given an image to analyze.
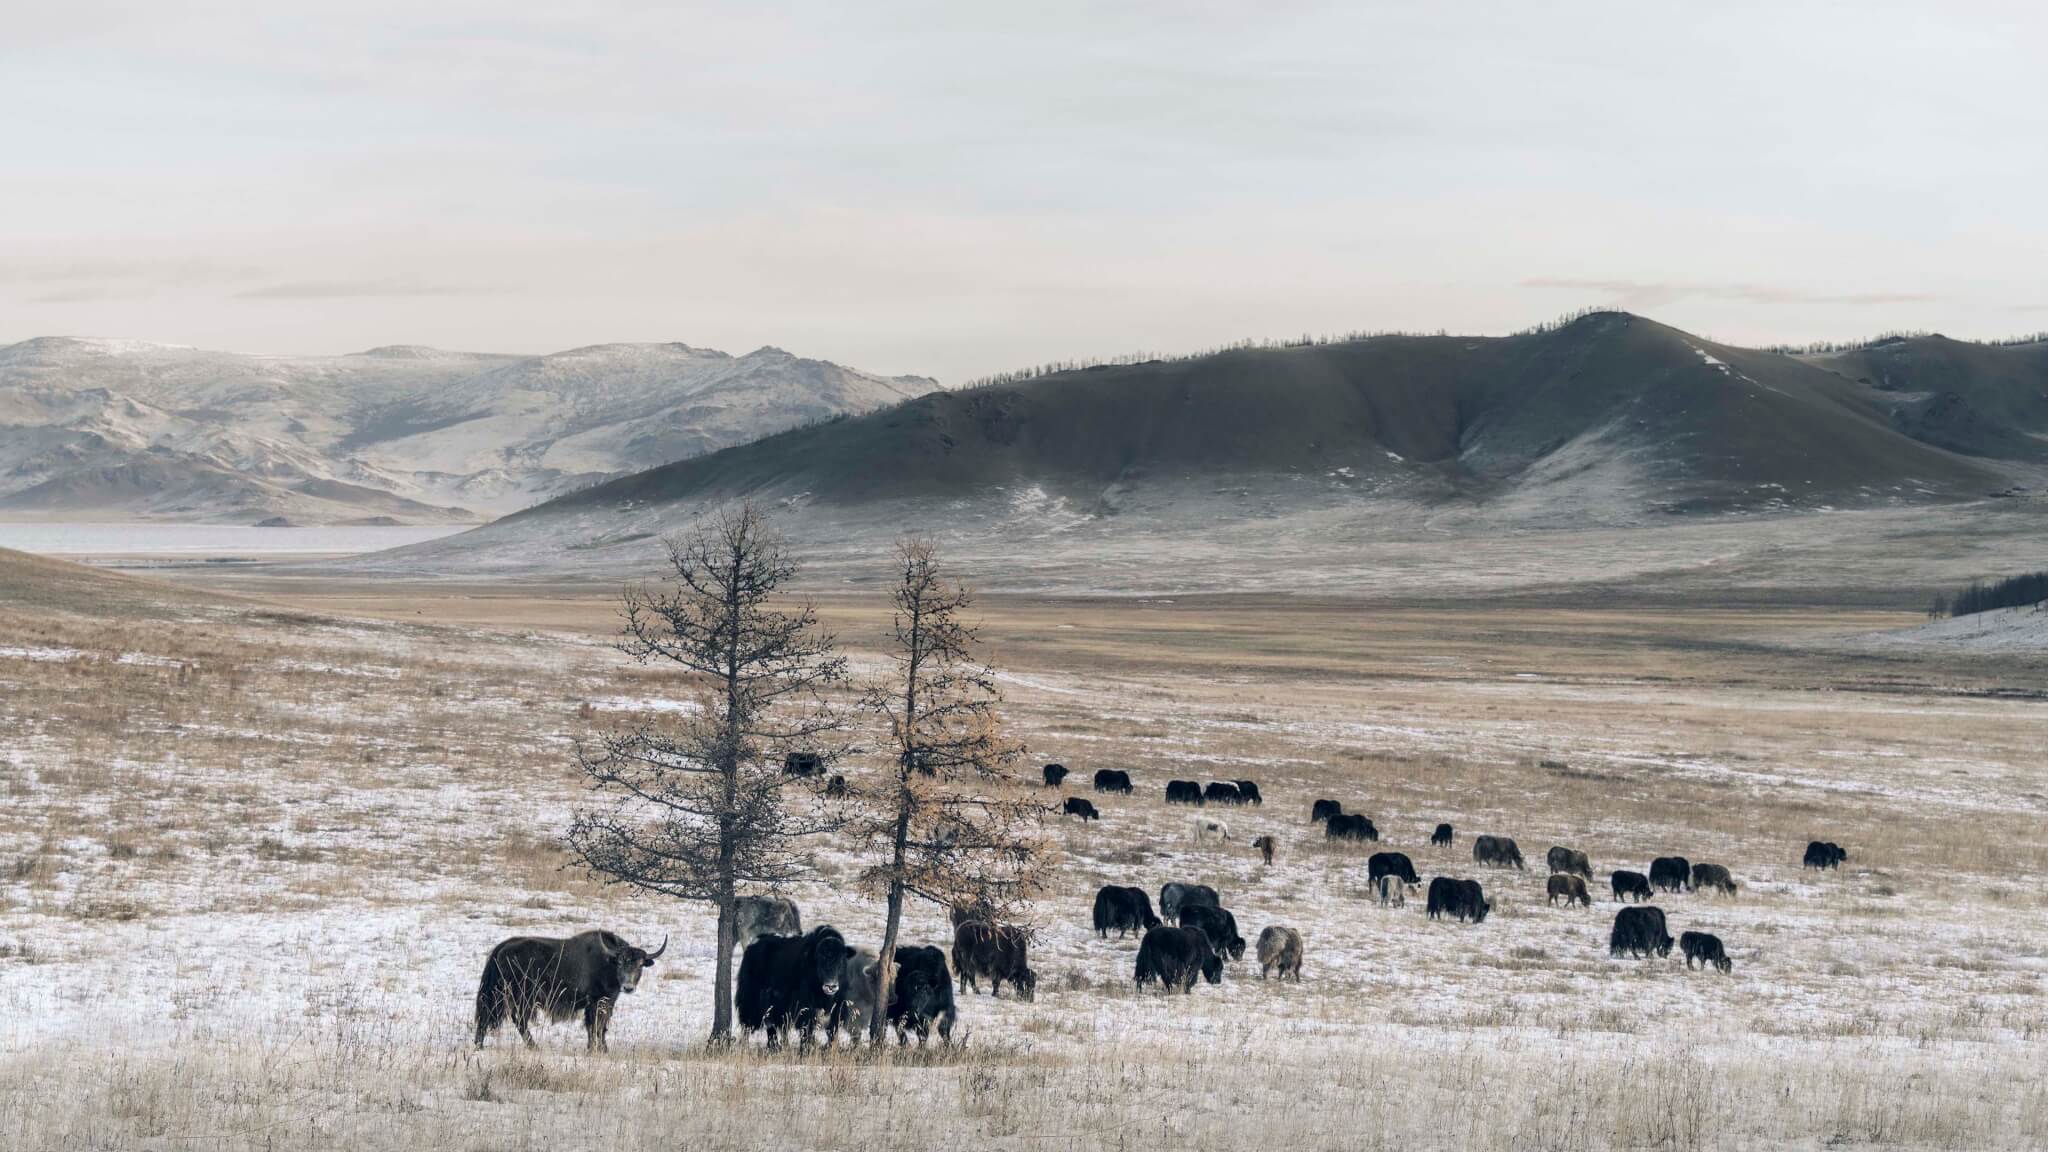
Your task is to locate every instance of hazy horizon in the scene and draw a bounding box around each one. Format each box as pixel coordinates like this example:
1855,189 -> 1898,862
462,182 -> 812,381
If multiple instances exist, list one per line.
6,1 -> 2045,382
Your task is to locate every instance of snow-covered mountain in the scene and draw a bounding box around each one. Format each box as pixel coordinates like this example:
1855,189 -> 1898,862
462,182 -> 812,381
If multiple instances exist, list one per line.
0,337 -> 934,523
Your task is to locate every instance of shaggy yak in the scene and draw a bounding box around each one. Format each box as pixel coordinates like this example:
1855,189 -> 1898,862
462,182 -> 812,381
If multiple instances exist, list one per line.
475,930 -> 666,1052
1680,930 -> 1732,973
1546,873 -> 1591,907
1256,925 -> 1303,981
1092,886 -> 1161,938
736,926 -> 852,1049
1135,926 -> 1223,993
1472,835 -> 1525,870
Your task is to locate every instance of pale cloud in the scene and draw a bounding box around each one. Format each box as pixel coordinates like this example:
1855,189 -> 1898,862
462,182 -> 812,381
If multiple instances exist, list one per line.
2,1 -> 2045,377
235,279 -> 488,300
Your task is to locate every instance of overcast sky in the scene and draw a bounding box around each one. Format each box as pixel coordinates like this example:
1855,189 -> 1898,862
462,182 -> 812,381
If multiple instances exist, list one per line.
4,1 -> 2044,381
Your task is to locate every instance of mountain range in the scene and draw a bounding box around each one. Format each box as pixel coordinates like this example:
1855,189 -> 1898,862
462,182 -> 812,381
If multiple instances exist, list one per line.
361,311 -> 2047,582
0,337 -> 933,523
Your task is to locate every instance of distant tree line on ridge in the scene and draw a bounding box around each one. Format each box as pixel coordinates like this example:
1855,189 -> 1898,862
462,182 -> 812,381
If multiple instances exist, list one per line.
1762,330 -> 2048,356
1929,570 -> 2048,619
962,308 -> 1610,390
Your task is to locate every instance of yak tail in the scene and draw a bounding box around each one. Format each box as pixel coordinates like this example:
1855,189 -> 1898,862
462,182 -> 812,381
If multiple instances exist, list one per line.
474,950 -> 508,1047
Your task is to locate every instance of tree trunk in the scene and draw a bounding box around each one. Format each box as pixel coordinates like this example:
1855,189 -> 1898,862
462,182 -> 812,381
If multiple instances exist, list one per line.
710,884 -> 735,1044
870,562 -> 924,1046
869,794 -> 913,1045
711,545 -> 744,1046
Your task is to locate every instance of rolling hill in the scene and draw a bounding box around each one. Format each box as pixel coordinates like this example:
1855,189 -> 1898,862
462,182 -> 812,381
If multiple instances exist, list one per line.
0,337 -> 934,524
502,313 -> 2038,516
1801,335 -> 2048,467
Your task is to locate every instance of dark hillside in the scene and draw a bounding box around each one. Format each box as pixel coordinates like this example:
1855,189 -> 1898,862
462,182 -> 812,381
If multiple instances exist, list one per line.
1806,336 -> 2048,463
510,312 -> 2005,526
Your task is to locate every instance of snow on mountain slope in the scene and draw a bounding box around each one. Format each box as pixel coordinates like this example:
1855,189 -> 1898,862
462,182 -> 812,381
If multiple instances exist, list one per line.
0,337 -> 933,524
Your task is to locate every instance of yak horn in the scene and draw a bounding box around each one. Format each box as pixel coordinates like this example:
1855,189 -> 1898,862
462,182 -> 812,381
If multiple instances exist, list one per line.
646,934 -> 668,960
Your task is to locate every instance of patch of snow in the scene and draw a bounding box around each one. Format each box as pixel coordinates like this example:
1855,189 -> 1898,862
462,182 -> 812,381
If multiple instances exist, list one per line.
0,645 -> 85,662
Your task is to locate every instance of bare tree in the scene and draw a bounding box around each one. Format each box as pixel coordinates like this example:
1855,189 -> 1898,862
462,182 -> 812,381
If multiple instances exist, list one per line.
565,503 -> 847,1045
852,537 -> 1051,1044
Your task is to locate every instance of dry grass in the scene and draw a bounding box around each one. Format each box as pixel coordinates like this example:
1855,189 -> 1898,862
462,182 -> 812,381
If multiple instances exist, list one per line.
2,575 -> 2045,1149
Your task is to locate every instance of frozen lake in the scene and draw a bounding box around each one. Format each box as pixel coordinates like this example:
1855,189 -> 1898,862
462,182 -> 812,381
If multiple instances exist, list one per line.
0,522 -> 470,560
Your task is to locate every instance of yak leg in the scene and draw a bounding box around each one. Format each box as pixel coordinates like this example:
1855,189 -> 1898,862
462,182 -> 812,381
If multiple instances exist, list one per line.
513,1005 -> 538,1049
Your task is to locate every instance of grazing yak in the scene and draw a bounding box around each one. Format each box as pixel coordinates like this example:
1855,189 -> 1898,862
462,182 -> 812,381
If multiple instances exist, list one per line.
1178,904 -> 1247,961
1649,856 -> 1692,893
1472,835 -> 1525,870
1426,877 -> 1490,923
953,921 -> 1036,1000
1159,882 -> 1220,921
1311,798 -> 1344,824
782,751 -> 823,777
1062,796 -> 1100,822
1192,816 -> 1230,843
1546,874 -> 1591,907
1691,862 -> 1738,896
1204,781 -> 1243,805
1374,874 -> 1407,907
1092,885 -> 1161,938
1609,906 -> 1673,959
1546,846 -> 1593,879
1042,763 -> 1068,788
1326,813 -> 1378,842
1368,851 -> 1421,888
1166,779 -> 1205,805
1431,822 -> 1454,847
1803,840 -> 1847,870
733,895 -> 802,951
1256,926 -> 1303,981
825,946 -> 881,1044
1610,870 -> 1653,902
824,774 -> 848,799
886,945 -> 957,1047
1253,835 -> 1277,865
1094,768 -> 1133,794
1135,926 -> 1223,993
1680,930 -> 1732,973
737,925 -> 851,1049
474,930 -> 666,1052
1234,780 -> 1263,806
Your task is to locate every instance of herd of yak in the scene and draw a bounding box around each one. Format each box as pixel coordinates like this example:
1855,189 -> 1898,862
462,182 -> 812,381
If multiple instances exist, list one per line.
473,762 -> 1852,1053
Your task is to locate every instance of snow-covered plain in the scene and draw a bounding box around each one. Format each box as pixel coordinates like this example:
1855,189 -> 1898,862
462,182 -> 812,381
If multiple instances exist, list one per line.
1,588 -> 2044,1150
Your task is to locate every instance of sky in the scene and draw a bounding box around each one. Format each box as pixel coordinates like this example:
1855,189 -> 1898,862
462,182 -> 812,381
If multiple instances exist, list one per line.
3,0 -> 2045,382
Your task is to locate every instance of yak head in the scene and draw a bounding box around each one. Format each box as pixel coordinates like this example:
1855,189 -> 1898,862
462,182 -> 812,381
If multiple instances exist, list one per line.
1200,953 -> 1224,985
1014,965 -> 1038,1002
809,927 -> 849,997
892,948 -> 951,1015
1226,937 -> 1246,962
609,934 -> 667,993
